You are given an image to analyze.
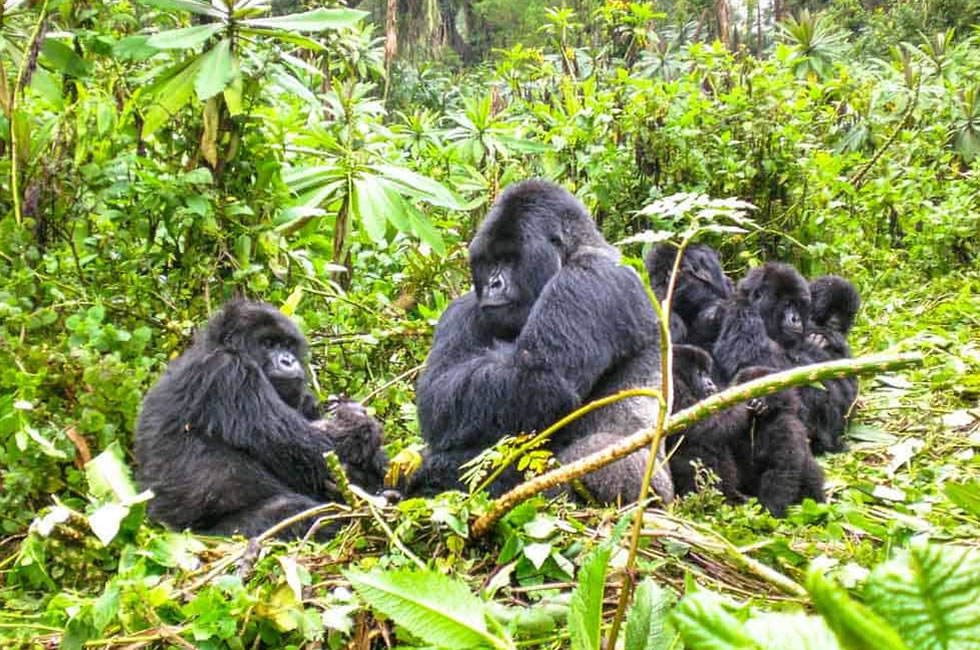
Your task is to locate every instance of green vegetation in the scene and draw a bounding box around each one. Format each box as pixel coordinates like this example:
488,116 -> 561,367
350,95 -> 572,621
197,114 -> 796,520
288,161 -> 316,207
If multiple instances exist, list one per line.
1,0 -> 979,648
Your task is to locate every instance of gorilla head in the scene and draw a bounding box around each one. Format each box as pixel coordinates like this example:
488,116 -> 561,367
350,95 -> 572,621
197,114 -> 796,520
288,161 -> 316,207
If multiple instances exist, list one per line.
737,263 -> 811,349
672,344 -> 717,410
809,275 -> 860,335
645,243 -> 732,324
203,300 -> 311,410
468,180 -> 614,340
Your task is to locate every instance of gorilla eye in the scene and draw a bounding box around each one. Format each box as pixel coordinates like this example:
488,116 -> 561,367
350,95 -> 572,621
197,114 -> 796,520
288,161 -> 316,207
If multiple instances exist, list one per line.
260,336 -> 277,349
549,235 -> 563,247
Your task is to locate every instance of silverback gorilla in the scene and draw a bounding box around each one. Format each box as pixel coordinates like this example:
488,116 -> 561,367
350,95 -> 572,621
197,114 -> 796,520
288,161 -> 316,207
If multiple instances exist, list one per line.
410,180 -> 673,504
135,300 -> 387,540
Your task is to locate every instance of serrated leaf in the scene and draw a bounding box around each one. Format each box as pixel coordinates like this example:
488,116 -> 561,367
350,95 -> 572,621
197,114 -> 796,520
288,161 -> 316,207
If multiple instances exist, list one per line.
744,612 -> 841,649
865,543 -> 980,650
671,591 -> 760,649
625,579 -> 677,650
147,23 -> 223,49
345,569 -> 512,650
195,38 -> 235,100
569,542 -> 612,650
242,8 -> 367,32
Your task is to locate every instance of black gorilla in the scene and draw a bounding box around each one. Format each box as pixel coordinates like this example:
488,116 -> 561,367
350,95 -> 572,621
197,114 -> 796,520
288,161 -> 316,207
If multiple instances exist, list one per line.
668,345 -> 750,502
732,367 -> 825,517
645,243 -> 733,348
807,275 -> 860,358
712,262 -> 809,383
786,274 -> 861,454
411,180 -> 673,504
135,300 -> 387,540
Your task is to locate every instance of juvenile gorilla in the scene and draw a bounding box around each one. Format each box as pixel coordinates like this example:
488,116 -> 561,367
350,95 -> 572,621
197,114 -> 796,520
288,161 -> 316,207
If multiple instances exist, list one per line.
645,243 -> 733,348
135,300 -> 387,540
411,180 -> 673,504
732,367 -> 825,517
668,345 -> 750,502
712,262 -> 810,383
807,275 -> 860,358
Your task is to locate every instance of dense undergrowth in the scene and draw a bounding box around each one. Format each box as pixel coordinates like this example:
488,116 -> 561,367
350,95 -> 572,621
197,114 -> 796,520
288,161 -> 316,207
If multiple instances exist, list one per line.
1,0 -> 979,648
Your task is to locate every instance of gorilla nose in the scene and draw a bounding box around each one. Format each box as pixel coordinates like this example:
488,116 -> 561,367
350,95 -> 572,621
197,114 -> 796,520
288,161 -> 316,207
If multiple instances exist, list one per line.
277,352 -> 296,368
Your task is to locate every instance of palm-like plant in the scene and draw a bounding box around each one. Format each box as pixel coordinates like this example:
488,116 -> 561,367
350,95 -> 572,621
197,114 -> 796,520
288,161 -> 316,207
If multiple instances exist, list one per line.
778,10 -> 849,81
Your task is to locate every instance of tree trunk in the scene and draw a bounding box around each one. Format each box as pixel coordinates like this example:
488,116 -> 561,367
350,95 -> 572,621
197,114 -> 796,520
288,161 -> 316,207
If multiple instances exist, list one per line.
716,0 -> 731,48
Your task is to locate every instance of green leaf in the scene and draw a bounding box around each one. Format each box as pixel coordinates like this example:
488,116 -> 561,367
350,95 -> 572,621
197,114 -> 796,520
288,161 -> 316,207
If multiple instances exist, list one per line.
806,569 -> 910,650
146,533 -> 207,570
625,579 -> 677,650
147,23 -> 223,50
865,543 -> 980,650
242,8 -> 367,32
943,480 -> 980,518
142,56 -> 207,135
136,0 -> 225,18
671,591 -> 760,649
85,442 -> 137,502
41,39 -> 90,77
405,202 -> 446,255
344,569 -> 514,650
352,178 -> 397,245
374,164 -> 462,209
195,39 -> 236,100
87,503 -> 130,546
745,612 -> 841,649
569,541 -> 612,650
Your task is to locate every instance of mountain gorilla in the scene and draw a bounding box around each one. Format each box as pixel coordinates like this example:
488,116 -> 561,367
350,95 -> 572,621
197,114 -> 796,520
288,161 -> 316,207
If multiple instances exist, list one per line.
711,262 -> 810,383
732,367 -> 825,517
411,180 -> 673,504
807,275 -> 860,358
668,345 -> 750,502
645,243 -> 733,348
135,300 -> 387,540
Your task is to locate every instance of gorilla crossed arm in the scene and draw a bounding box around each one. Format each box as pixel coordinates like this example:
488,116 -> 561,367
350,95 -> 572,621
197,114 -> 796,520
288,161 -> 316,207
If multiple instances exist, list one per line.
411,180 -> 673,503
135,300 -> 386,540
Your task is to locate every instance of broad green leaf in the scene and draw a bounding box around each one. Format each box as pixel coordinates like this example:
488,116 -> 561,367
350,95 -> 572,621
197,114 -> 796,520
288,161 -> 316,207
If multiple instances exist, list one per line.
146,533 -> 206,570
374,164 -> 462,209
865,543 -> 980,650
625,579 -> 677,650
523,542 -> 553,570
142,56 -> 207,135
41,39 -> 90,77
943,480 -> 980,518
147,23 -> 223,50
195,38 -> 236,100
136,0 -> 224,18
282,165 -> 344,193
405,202 -> 446,255
240,27 -> 325,51
86,442 -> 137,502
745,612 -> 841,649
352,178 -> 397,245
281,286 -> 305,317
806,569 -> 910,650
345,569 -> 514,650
569,542 -> 612,650
242,8 -> 367,32
671,591 -> 760,649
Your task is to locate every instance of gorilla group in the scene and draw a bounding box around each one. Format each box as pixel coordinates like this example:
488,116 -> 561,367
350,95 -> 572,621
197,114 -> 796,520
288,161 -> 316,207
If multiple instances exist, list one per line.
410,179 -> 674,505
135,300 -> 388,540
648,242 -> 861,514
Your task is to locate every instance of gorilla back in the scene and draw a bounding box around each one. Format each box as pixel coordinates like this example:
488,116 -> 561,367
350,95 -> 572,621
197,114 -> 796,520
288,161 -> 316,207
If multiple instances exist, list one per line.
411,180 -> 673,504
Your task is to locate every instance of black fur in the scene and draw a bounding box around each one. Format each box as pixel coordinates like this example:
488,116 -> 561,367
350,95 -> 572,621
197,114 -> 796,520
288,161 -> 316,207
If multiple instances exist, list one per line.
135,300 -> 386,540
733,367 -> 825,517
809,275 -> 860,336
712,263 -> 809,383
645,243 -> 733,347
411,180 -> 673,503
668,345 -> 750,501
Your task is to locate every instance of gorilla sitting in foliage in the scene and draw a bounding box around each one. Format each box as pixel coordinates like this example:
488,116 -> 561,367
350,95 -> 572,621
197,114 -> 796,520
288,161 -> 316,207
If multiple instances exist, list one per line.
135,300 -> 387,540
807,275 -> 860,359
732,367 -> 825,517
410,180 -> 673,504
645,243 -> 733,348
668,345 -> 751,502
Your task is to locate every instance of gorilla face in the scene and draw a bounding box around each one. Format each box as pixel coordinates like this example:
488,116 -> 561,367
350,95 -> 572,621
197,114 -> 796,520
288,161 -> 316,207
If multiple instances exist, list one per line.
205,301 -> 310,409
739,263 -> 810,349
470,210 -> 564,341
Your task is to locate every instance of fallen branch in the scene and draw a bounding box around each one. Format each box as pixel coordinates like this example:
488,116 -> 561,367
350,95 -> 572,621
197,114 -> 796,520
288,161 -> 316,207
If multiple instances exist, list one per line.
471,351 -> 924,538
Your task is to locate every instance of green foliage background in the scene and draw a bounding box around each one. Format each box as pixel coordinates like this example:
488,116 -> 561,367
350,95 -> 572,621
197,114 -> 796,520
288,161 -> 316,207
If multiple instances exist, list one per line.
0,0 -> 979,647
